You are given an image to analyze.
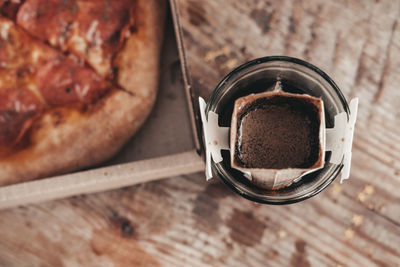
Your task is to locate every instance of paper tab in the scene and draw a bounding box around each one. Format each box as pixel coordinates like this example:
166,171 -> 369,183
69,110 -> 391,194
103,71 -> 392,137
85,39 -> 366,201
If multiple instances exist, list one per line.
199,98 -> 229,180
340,98 -> 358,183
326,113 -> 347,164
326,98 -> 358,183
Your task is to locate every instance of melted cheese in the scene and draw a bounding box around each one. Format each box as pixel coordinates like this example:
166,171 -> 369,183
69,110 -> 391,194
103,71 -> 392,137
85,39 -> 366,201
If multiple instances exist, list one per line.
49,35 -> 58,46
88,46 -> 107,76
0,21 -> 12,40
74,84 -> 90,101
0,69 -> 16,94
69,33 -> 87,55
30,47 -> 43,64
27,83 -> 46,104
86,20 -> 99,43
58,78 -> 73,87
14,100 -> 21,112
14,101 -> 36,112
0,19 -> 49,108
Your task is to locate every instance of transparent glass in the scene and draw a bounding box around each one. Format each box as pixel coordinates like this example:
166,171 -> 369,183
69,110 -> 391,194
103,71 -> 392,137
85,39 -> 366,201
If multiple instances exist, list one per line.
205,56 -> 350,204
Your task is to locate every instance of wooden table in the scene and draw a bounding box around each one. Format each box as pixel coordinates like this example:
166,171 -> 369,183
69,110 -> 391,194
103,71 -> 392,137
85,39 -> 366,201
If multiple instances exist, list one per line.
1,0 -> 399,266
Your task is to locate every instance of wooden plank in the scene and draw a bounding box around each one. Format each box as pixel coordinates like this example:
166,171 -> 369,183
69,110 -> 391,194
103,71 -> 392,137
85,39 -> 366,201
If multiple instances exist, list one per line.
176,0 -> 400,221
0,176 -> 399,266
0,150 -> 204,209
0,0 -> 400,266
172,0 -> 400,265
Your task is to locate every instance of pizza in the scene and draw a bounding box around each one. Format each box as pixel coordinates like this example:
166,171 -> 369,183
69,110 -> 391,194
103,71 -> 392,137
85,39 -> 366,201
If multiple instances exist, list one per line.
0,0 -> 166,185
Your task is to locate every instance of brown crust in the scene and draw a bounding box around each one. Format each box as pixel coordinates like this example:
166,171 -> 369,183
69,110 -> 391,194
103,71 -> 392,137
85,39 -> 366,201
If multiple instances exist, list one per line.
0,0 -> 166,185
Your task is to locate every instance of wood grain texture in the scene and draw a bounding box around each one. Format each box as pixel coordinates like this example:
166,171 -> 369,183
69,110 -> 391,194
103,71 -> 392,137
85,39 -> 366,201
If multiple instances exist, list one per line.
0,0 -> 400,266
0,150 -> 203,209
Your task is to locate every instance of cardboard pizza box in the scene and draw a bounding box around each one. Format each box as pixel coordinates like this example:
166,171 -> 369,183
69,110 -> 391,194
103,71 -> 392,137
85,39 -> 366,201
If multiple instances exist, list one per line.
0,1 -> 204,209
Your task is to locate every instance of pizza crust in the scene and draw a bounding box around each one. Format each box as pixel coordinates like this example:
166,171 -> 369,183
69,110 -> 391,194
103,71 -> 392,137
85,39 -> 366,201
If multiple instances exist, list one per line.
0,0 -> 166,185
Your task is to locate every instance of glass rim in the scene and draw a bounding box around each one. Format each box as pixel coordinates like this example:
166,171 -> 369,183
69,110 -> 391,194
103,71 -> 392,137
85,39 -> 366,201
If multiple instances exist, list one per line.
205,56 -> 350,204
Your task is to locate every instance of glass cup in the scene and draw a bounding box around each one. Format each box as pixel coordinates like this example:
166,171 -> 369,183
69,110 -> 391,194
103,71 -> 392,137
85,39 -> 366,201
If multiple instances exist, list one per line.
205,56 -> 350,204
